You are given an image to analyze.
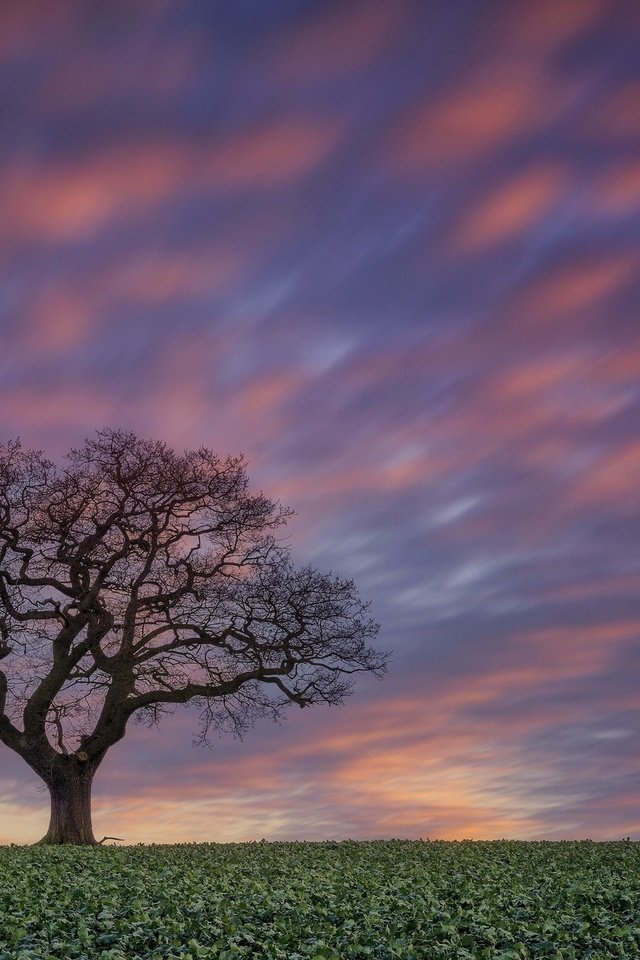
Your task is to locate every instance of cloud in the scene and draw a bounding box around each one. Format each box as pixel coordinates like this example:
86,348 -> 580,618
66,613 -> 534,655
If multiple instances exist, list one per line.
79,616 -> 639,844
1,0 -> 640,845
591,162 -> 640,215
572,440 -> 640,507
202,118 -> 344,190
586,80 -> 640,139
504,255 -> 638,328
383,11 -> 593,179
0,144 -> 192,243
448,165 -> 566,253
271,0 -> 403,83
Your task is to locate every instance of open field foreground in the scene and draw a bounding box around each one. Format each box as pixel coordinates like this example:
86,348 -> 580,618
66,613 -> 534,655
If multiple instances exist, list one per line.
0,840 -> 638,959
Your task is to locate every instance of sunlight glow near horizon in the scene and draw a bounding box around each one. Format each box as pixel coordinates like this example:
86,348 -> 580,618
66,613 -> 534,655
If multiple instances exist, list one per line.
0,0 -> 639,843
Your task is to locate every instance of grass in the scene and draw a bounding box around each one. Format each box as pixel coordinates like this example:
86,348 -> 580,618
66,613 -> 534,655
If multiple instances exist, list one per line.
0,839 -> 638,958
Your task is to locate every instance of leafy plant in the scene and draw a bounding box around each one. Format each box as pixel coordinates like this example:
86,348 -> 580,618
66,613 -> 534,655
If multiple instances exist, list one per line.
0,840 -> 638,959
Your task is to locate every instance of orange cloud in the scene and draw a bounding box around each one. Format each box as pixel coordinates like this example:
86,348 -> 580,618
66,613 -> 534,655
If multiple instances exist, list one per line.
97,621 -> 637,841
82,734 -> 544,843
6,606 -> 637,845
450,165 -> 565,252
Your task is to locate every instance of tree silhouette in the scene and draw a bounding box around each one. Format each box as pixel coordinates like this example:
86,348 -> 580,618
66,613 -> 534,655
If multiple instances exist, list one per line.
0,429 -> 385,844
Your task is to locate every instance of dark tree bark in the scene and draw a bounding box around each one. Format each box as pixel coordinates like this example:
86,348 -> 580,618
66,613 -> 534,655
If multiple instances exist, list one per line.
39,755 -> 100,845
0,429 -> 386,844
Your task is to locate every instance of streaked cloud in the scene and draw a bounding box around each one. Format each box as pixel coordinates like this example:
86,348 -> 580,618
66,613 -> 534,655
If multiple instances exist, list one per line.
0,0 -> 639,843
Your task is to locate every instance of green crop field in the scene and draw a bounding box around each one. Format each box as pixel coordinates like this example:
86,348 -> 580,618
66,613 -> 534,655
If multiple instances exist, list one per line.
0,840 -> 638,959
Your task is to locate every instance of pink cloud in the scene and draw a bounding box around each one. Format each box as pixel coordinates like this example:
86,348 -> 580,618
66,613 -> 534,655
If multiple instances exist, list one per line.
0,2 -> 72,58
88,622 -> 639,842
203,119 -> 344,189
503,254 -> 638,327
0,144 -> 192,242
499,0 -> 606,53
26,286 -> 96,353
591,162 -> 640,215
448,165 -> 566,253
383,1 -> 606,178
0,118 -> 344,253
106,247 -> 246,304
586,80 -> 640,138
572,440 -> 640,507
384,57 -> 573,176
1,0 -> 638,848
0,385 -> 117,433
4,603 -> 637,844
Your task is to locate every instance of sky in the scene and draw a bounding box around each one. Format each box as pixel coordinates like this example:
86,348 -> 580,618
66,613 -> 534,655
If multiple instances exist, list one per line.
1,0 -> 639,844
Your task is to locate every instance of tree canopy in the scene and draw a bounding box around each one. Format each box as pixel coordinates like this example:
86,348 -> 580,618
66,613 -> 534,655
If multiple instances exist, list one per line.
0,429 -> 386,843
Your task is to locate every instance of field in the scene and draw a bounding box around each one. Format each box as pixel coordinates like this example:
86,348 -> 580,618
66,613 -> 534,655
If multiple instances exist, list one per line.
0,840 -> 638,959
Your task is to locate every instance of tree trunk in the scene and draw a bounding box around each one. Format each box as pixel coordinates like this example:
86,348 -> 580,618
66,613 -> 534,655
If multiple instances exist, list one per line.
37,755 -> 98,845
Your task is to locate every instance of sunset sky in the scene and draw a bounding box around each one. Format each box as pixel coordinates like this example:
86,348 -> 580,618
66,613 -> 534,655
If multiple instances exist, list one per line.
1,0 -> 639,844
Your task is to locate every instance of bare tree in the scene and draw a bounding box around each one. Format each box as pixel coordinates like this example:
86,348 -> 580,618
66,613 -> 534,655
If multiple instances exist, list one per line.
0,429 -> 385,844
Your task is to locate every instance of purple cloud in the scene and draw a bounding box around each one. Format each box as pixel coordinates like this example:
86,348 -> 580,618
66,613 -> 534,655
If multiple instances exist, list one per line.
0,0 -> 639,843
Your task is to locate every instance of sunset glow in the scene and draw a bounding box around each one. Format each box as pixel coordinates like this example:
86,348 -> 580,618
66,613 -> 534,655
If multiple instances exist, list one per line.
0,0 -> 639,844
